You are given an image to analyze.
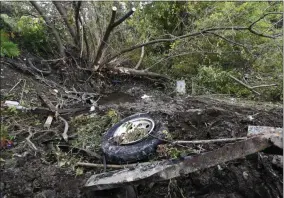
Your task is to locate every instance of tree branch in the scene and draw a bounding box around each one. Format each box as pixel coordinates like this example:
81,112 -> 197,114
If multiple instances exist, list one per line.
101,12 -> 283,66
111,66 -> 171,80
134,46 -> 145,69
93,6 -> 117,69
93,7 -> 136,69
112,8 -> 136,29
229,74 -> 261,95
101,26 -> 249,65
248,12 -> 283,39
30,1 -> 65,57
209,32 -> 247,48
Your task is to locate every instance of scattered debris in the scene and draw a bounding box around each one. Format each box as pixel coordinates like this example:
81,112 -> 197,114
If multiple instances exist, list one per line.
141,94 -> 152,99
176,80 -> 186,94
84,128 -> 282,191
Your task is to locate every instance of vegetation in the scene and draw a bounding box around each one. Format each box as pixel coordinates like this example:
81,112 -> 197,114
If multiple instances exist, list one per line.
1,1 -> 282,101
0,30 -> 20,58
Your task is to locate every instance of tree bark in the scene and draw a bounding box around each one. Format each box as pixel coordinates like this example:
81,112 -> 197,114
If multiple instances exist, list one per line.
111,66 -> 171,80
53,1 -> 78,45
30,1 -> 65,57
74,1 -> 82,43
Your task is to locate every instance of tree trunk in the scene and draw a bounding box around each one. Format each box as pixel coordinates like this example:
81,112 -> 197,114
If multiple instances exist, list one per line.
30,1 -> 65,57
53,1 -> 78,45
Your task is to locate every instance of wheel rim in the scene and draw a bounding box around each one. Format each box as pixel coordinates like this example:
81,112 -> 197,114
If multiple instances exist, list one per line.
113,117 -> 155,145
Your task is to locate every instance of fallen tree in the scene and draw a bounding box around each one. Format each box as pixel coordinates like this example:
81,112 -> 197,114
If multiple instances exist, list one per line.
28,2 -> 282,80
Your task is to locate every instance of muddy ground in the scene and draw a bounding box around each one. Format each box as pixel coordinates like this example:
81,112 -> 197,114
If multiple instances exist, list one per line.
0,59 -> 283,198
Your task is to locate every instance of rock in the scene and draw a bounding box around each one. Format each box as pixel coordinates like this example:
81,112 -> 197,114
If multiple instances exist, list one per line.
0,182 -> 5,191
242,171 -> 249,180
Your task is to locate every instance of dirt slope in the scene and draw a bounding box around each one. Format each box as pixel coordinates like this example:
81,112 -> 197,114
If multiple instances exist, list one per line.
0,61 -> 282,198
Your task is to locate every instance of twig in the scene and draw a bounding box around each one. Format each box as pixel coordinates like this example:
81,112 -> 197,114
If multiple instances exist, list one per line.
248,12 -> 283,39
59,116 -> 69,142
8,79 -> 23,93
40,58 -> 65,62
173,137 -> 247,144
57,145 -> 101,159
20,79 -> 26,105
80,22 -> 84,58
26,127 -> 38,151
251,84 -> 277,89
229,74 -> 261,95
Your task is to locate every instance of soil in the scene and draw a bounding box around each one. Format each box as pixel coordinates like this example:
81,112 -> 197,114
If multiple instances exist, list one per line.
0,58 -> 283,198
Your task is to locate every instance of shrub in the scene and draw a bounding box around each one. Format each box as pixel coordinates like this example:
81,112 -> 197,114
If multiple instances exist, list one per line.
0,30 -> 20,57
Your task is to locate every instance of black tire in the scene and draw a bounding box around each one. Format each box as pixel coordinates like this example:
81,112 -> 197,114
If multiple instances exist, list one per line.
101,113 -> 168,163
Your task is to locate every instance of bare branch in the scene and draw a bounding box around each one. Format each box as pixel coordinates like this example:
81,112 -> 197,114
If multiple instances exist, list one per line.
134,46 -> 145,69
93,7 -> 136,69
93,6 -> 117,68
102,12 -> 283,66
173,137 -> 247,144
248,12 -> 283,39
209,32 -> 247,48
229,74 -> 261,95
102,26 -> 249,65
251,84 -> 277,89
112,8 -> 136,28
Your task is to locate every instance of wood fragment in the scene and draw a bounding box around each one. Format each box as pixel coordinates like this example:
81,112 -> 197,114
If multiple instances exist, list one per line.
59,116 -> 69,142
77,161 -> 150,169
26,127 -> 38,151
38,92 -> 57,112
43,115 -> 54,129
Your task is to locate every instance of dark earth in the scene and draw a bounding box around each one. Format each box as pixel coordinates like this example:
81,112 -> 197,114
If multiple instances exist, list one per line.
0,57 -> 283,198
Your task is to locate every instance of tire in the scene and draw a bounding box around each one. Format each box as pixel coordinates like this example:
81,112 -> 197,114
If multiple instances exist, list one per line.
101,113 -> 168,163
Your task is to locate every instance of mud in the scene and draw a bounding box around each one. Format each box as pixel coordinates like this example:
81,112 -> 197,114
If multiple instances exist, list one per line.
0,63 -> 283,198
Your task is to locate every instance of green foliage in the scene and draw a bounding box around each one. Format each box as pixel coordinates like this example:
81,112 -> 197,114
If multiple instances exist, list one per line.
1,13 -> 50,55
194,66 -> 251,97
0,30 -> 20,57
16,16 -> 50,55
70,110 -> 120,152
0,125 -> 9,140
127,2 -> 282,101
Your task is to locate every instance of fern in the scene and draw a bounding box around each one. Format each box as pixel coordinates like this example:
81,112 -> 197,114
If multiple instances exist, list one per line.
0,30 -> 20,58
